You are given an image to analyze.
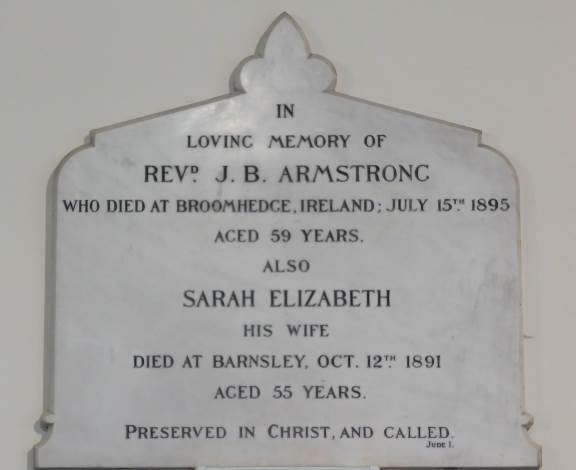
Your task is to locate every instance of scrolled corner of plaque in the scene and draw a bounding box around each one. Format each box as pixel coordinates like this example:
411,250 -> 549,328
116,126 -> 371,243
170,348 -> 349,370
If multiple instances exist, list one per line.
35,12 -> 540,470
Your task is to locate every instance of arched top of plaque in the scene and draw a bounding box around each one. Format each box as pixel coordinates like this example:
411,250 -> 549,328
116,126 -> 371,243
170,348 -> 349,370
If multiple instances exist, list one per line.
232,13 -> 337,93
82,12 -> 491,148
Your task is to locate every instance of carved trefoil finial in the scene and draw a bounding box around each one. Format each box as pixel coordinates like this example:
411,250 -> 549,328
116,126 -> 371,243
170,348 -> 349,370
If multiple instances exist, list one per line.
232,13 -> 336,93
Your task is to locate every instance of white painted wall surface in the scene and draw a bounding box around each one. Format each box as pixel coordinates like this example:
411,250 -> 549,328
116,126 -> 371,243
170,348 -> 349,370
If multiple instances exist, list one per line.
0,1 -> 573,469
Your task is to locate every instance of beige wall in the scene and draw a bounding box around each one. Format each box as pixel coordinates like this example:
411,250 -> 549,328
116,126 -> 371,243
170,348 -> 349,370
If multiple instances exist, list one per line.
1,1 -> 574,468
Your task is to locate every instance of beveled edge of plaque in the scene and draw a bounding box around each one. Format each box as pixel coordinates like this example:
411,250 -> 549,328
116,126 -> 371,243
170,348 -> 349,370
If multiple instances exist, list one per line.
34,11 -> 541,470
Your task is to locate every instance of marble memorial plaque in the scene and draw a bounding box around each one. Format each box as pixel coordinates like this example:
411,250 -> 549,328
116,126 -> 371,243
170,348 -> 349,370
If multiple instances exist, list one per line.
35,14 -> 541,469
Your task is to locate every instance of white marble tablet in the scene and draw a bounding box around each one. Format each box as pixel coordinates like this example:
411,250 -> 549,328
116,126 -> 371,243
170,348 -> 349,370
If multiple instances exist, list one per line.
35,13 -> 540,470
